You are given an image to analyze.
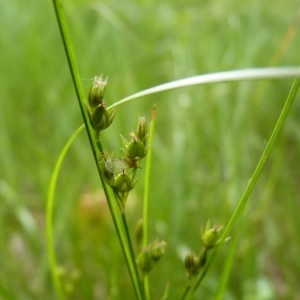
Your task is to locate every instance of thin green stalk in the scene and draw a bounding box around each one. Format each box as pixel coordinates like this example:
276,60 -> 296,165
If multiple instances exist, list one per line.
51,1 -> 144,299
52,0 -> 92,141
220,78 -> 300,242
214,228 -> 241,300
143,106 -> 156,247
184,78 -> 300,298
142,106 -> 157,300
121,210 -> 146,299
113,191 -> 145,299
46,124 -> 85,300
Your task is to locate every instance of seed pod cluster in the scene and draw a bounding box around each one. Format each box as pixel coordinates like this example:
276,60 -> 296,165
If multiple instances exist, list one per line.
87,75 -> 115,132
99,116 -> 149,209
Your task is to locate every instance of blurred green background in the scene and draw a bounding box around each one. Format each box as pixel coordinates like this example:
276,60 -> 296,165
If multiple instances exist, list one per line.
1,0 -> 300,299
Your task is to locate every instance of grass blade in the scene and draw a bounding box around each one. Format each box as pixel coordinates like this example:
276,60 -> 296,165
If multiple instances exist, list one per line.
46,124 -> 85,300
188,78 -> 300,298
109,67 -> 300,109
142,106 -> 157,300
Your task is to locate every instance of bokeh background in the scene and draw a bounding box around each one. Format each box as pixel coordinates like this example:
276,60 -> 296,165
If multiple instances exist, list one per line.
1,0 -> 300,299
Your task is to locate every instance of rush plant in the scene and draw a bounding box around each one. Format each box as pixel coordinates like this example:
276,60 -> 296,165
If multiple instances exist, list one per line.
46,0 -> 300,299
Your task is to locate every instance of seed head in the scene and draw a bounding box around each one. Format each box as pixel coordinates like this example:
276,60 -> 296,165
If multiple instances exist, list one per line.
201,221 -> 224,250
137,240 -> 167,275
88,75 -> 107,109
89,103 -> 115,131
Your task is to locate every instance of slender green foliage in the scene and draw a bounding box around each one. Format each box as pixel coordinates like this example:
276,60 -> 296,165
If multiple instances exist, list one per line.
50,1 -> 300,299
220,78 -> 300,241
142,106 -> 157,300
51,1 -> 144,299
214,230 -> 241,300
185,78 -> 300,299
109,67 -> 300,109
143,107 -> 156,248
46,124 -> 85,300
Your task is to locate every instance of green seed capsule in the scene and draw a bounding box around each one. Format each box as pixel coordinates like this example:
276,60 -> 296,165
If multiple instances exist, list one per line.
149,240 -> 166,262
113,171 -> 135,193
184,253 -> 199,276
200,221 -> 223,250
125,139 -> 147,160
88,75 -> 107,109
136,240 -> 166,275
137,248 -> 153,274
89,104 -> 115,131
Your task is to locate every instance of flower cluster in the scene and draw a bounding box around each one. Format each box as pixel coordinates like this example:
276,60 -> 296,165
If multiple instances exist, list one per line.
98,116 -> 148,208
121,116 -> 148,168
200,222 -> 224,250
87,75 -> 115,133
136,240 -> 167,275
184,249 -> 207,278
184,221 -> 226,278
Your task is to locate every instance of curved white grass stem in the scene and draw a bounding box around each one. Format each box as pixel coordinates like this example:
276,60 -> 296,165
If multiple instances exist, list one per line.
109,67 -> 300,109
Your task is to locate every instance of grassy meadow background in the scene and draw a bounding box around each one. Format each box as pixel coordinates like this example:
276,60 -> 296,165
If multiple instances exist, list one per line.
1,0 -> 300,299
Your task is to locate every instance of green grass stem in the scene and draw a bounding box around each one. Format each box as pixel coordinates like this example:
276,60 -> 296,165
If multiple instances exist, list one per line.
121,209 -> 146,299
142,106 -> 157,247
214,229 -> 241,300
46,124 -> 85,300
220,78 -> 300,242
180,78 -> 299,300
142,106 -> 157,300
187,78 -> 300,298
51,1 -> 144,299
